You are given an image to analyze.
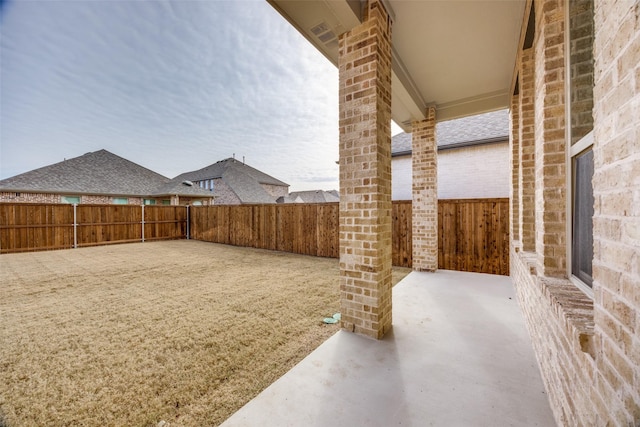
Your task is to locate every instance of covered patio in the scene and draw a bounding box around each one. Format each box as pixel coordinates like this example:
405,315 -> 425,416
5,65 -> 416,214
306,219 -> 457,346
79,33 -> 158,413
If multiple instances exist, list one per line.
221,270 -> 555,426
260,0 -> 640,424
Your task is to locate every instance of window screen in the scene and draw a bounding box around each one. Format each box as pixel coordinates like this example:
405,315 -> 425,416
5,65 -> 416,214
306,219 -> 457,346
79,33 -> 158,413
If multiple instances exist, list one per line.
572,148 -> 594,286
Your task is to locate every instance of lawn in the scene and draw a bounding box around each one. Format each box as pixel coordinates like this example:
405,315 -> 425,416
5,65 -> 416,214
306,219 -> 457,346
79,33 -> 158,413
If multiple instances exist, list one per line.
0,240 -> 410,426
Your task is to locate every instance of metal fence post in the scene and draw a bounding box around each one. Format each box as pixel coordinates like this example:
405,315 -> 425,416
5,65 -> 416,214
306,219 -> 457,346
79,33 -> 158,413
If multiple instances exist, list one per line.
186,205 -> 190,240
73,204 -> 77,249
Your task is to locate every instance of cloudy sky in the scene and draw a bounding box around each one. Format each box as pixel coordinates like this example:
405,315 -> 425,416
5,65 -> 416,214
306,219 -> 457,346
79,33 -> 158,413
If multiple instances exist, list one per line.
0,0 -> 366,191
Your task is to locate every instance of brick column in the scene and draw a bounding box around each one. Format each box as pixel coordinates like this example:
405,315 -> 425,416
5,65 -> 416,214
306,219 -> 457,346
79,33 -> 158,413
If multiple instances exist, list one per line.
519,47 -> 536,252
534,0 -> 566,277
411,107 -> 437,272
510,89 -> 520,245
338,0 -> 392,339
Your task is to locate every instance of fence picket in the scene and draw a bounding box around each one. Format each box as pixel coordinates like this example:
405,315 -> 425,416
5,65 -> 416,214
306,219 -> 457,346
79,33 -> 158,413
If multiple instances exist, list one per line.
0,200 -> 509,275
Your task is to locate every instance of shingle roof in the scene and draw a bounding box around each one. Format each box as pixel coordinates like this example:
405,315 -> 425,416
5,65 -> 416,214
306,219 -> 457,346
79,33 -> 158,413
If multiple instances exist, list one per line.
392,109 -> 509,155
287,190 -> 340,203
174,158 -> 289,204
151,179 -> 215,197
0,149 -> 212,198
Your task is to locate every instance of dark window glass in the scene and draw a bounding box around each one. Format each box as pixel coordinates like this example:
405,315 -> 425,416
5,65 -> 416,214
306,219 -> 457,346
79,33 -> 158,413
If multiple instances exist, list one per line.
572,148 -> 594,286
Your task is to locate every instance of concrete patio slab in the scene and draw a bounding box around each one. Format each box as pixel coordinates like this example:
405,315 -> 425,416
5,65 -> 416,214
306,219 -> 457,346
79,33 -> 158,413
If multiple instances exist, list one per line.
221,270 -> 556,427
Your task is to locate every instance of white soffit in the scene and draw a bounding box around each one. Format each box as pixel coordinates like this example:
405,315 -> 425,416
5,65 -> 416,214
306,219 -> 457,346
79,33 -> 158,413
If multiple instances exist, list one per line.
391,0 -> 525,124
268,0 -> 525,129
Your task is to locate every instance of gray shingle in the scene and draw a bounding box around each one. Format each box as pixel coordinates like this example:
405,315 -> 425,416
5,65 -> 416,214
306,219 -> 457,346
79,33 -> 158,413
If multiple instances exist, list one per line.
392,109 -> 509,155
287,190 -> 340,203
175,158 -> 289,204
0,149 -> 213,198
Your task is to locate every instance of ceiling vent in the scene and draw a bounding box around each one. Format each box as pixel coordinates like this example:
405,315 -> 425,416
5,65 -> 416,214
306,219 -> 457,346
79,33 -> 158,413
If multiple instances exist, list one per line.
310,22 -> 337,46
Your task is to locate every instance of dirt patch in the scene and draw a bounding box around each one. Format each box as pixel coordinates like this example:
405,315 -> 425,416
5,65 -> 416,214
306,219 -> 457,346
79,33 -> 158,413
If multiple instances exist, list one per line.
0,240 -> 411,426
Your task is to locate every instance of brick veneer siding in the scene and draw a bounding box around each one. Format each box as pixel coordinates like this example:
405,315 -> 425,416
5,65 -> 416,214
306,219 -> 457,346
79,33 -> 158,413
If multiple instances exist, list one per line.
81,195 -> 113,204
511,0 -> 640,425
260,183 -> 288,199
392,142 -> 510,201
0,192 -> 61,203
534,0 -> 567,277
592,0 -> 640,423
338,0 -> 392,339
212,179 -> 242,205
411,107 -> 437,271
568,0 -> 594,145
0,193 -> 204,205
0,193 -> 127,204
519,47 -> 536,253
511,248 -> 598,425
510,92 -> 520,243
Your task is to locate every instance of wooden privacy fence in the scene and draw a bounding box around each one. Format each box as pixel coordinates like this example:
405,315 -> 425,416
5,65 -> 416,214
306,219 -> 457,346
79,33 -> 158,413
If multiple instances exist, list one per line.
438,199 -> 509,275
190,198 -> 509,275
0,204 -> 188,253
0,199 -> 509,275
190,203 -> 339,258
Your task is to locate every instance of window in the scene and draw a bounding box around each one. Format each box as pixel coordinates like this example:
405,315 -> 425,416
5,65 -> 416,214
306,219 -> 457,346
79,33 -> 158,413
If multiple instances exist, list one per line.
113,198 -> 128,205
209,179 -> 214,191
143,199 -> 156,205
572,146 -> 594,285
566,0 -> 594,292
192,200 -> 203,206
162,200 -> 171,205
62,196 -> 80,204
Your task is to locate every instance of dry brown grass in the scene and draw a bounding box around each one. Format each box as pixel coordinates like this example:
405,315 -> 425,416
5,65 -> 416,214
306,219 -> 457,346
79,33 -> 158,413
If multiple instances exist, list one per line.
0,240 -> 410,427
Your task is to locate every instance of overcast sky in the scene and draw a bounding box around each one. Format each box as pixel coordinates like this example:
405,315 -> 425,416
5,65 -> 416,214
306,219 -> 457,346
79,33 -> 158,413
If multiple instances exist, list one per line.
0,0 -> 369,191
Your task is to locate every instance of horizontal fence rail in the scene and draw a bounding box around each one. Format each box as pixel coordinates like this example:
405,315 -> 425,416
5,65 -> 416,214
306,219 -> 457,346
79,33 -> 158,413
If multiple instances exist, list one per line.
0,199 -> 509,275
0,204 -> 187,253
190,203 -> 339,258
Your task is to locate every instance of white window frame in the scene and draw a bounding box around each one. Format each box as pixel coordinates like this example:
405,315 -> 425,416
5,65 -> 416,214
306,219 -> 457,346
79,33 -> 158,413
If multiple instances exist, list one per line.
565,0 -> 594,298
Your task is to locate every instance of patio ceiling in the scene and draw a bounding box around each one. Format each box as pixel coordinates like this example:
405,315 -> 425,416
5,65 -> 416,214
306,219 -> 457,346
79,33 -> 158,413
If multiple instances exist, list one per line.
267,0 -> 526,130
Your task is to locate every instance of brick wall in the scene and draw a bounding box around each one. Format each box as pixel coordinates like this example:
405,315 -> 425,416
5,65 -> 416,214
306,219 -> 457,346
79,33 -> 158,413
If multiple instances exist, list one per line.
0,192 -> 211,206
592,0 -> 640,423
391,142 -> 509,201
0,192 -> 61,203
534,0 -> 567,277
511,0 -> 640,425
338,0 -> 392,339
569,0 -> 594,144
212,179 -> 242,205
511,248 -> 598,425
519,47 -> 536,252
260,183 -> 288,199
438,142 -> 510,199
510,92 -> 520,243
81,195 -> 113,204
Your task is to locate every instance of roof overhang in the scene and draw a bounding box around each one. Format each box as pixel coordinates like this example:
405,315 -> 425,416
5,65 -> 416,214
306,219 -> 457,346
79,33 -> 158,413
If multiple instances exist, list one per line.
268,0 -> 525,131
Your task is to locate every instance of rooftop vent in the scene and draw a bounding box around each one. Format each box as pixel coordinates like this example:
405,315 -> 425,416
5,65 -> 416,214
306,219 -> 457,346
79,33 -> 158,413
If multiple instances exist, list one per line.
182,180 -> 194,187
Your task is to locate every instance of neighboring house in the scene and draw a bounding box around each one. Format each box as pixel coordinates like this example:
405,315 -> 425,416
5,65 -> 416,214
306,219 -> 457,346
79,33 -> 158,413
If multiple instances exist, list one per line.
392,109 -> 509,200
0,149 -> 214,205
277,189 -> 339,203
174,157 -> 289,205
